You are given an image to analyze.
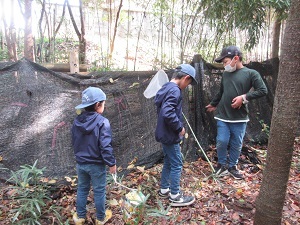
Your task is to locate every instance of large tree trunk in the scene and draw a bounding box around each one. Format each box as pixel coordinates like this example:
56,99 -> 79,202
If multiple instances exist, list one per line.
24,0 -> 35,61
254,0 -> 300,224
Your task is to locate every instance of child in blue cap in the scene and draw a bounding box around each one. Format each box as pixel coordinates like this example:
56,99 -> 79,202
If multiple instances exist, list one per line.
155,64 -> 197,206
72,87 -> 116,225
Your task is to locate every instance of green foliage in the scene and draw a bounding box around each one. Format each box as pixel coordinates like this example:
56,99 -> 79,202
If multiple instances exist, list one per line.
196,0 -> 290,52
0,49 -> 8,61
6,160 -> 64,225
88,59 -> 127,72
265,0 -> 290,19
200,0 -> 266,50
146,200 -> 171,218
122,190 -> 150,225
259,119 -> 270,137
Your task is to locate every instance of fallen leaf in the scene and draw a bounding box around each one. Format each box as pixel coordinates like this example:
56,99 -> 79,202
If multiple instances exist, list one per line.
232,212 -> 240,221
127,164 -> 135,169
65,176 -> 72,182
137,166 -> 145,173
129,82 -> 139,88
48,179 -> 57,184
109,198 -> 119,206
291,203 -> 300,211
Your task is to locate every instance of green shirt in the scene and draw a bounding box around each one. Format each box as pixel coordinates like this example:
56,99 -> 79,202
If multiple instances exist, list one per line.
210,67 -> 267,122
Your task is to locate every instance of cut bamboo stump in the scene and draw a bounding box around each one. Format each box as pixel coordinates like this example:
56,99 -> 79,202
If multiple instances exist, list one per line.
69,50 -> 79,74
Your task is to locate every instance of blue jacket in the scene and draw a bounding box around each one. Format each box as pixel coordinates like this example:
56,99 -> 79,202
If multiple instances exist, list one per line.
155,82 -> 183,144
71,111 -> 116,167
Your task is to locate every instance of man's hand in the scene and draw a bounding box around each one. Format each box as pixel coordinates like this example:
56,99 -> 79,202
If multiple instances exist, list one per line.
231,95 -> 243,109
205,104 -> 216,112
109,165 -> 117,174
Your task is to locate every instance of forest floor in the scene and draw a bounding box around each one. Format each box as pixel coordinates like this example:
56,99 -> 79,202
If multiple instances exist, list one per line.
1,139 -> 300,225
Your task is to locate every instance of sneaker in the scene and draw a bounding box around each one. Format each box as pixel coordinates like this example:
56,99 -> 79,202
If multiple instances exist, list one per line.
228,166 -> 243,180
169,192 -> 195,207
96,209 -> 112,225
214,164 -> 228,176
158,189 -> 170,199
73,213 -> 85,225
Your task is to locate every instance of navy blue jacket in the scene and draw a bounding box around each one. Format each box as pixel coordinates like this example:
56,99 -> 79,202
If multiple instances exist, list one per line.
71,111 -> 116,167
155,82 -> 183,144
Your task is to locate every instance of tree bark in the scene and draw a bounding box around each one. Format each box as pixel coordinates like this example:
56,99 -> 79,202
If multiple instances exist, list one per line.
271,16 -> 281,59
66,0 -> 86,64
1,0 -> 17,61
254,0 -> 300,224
109,0 -> 123,58
24,0 -> 35,61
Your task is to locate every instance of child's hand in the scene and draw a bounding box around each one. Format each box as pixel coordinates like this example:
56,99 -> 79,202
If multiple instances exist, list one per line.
109,165 -> 117,174
231,96 -> 243,109
205,104 -> 216,112
179,127 -> 185,137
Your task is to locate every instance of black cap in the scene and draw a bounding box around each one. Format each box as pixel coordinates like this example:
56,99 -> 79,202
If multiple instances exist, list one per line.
215,46 -> 242,63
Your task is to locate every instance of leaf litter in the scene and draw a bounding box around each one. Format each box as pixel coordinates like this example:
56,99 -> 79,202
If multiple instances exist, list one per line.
0,139 -> 299,224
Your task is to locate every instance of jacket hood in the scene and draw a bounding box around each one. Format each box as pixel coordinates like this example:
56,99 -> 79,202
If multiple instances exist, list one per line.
155,82 -> 178,108
74,111 -> 104,134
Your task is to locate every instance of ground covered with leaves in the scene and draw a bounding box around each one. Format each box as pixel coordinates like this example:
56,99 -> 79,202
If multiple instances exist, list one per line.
1,139 -> 300,225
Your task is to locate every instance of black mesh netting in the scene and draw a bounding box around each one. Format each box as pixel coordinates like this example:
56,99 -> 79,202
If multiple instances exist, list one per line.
0,57 -> 278,180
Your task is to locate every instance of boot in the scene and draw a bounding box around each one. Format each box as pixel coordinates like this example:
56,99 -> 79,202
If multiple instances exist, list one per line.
73,212 -> 85,225
96,209 -> 112,225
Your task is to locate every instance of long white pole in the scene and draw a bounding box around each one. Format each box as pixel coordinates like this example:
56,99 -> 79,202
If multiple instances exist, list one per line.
182,112 -> 215,173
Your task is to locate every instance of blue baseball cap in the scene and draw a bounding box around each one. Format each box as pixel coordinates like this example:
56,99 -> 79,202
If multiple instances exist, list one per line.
176,64 -> 198,85
75,87 -> 106,109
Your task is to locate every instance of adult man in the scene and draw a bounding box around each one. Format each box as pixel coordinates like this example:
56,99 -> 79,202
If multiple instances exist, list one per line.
206,46 -> 267,179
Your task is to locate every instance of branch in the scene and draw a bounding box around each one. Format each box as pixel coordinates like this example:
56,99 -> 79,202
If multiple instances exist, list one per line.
110,0 -> 123,55
38,0 -> 45,38
79,0 -> 85,39
54,0 -> 67,36
66,0 -> 81,37
17,0 -> 25,17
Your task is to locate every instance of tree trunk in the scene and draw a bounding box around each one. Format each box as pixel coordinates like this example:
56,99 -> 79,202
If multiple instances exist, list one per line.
10,0 -> 18,61
24,0 -> 35,61
109,0 -> 123,58
1,0 -> 14,61
37,0 -> 46,62
67,0 -> 86,64
254,0 -> 300,224
271,16 -> 281,59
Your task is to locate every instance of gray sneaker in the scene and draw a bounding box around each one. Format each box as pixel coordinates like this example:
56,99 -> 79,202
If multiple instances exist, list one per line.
169,192 -> 195,207
214,164 -> 228,176
228,166 -> 243,180
158,190 -> 170,199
